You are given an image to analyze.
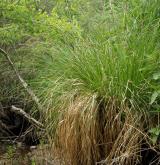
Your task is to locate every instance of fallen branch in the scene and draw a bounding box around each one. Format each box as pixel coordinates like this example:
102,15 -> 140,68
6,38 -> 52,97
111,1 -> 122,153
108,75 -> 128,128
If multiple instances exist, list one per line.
11,105 -> 44,129
0,48 -> 43,112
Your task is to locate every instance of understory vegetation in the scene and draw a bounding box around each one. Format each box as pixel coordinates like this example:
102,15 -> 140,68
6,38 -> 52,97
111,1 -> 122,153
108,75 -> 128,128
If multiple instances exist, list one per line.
0,0 -> 160,164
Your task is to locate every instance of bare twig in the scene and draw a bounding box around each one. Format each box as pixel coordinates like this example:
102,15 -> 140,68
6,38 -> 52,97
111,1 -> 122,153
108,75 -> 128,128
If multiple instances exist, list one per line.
0,48 -> 43,112
11,105 -> 44,129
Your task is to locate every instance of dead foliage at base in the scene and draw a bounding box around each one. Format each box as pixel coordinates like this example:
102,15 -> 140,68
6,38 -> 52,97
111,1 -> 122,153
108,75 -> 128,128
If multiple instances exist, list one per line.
55,96 -> 145,165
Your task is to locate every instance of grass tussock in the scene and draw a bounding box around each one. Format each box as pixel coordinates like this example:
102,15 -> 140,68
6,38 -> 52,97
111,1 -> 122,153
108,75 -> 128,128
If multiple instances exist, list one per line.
55,96 -> 144,165
0,0 -> 160,164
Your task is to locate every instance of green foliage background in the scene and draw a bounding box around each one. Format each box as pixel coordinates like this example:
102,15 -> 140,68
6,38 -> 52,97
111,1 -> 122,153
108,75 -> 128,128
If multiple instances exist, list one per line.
0,0 -> 160,136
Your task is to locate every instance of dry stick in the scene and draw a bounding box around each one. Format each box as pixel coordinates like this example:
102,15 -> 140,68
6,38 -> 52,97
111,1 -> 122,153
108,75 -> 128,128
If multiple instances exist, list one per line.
0,48 -> 44,130
0,48 -> 43,112
11,105 -> 44,129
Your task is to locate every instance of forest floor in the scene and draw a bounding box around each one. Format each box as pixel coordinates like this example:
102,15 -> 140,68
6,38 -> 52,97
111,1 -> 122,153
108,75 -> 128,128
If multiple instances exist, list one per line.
0,142 -> 60,165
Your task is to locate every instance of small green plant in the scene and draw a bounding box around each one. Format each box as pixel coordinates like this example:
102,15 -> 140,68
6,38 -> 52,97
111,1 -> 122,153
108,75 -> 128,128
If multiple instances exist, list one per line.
149,127 -> 160,145
6,145 -> 15,159
31,159 -> 36,165
150,72 -> 160,105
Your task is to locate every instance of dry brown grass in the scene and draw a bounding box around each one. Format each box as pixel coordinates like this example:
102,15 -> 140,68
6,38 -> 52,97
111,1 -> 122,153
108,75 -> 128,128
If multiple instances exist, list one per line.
55,96 -> 145,165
